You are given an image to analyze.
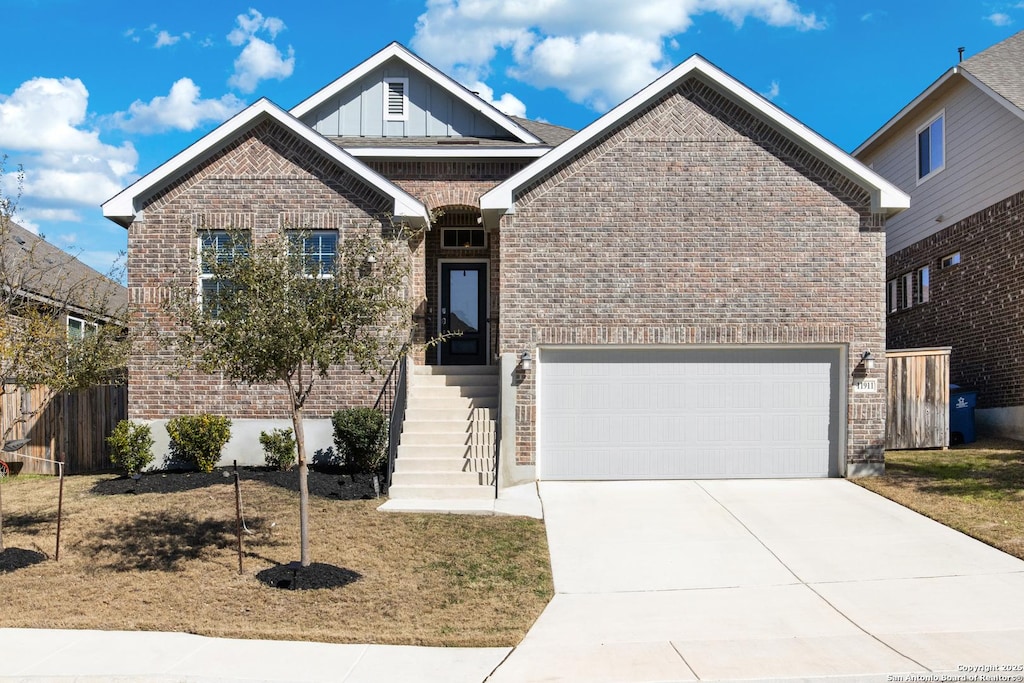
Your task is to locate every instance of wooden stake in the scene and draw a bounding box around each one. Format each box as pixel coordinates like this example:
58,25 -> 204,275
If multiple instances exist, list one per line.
233,460 -> 243,575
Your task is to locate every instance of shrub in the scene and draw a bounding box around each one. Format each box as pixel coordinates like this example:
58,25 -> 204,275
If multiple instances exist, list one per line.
107,420 -> 155,475
259,428 -> 296,471
166,414 -> 232,473
332,407 -> 387,474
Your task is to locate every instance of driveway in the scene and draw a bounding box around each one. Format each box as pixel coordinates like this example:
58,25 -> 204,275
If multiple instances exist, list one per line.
489,480 -> 1024,682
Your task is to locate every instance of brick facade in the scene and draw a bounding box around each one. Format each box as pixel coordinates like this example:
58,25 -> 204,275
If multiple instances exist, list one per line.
887,187 -> 1024,409
497,78 -> 888,469
129,121 -> 404,421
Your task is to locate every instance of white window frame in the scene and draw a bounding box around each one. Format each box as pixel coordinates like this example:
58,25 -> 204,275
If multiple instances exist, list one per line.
383,77 -> 409,122
901,272 -> 914,309
887,279 -> 898,314
198,230 -> 247,311
916,110 -> 945,185
941,252 -> 961,268
67,315 -> 98,341
286,229 -> 339,278
914,265 -> 930,305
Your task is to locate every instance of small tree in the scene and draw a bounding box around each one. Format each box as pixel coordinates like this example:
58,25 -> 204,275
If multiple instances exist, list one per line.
164,222 -> 415,566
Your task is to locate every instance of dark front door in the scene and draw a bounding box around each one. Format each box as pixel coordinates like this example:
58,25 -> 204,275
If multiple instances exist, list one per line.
440,262 -> 488,365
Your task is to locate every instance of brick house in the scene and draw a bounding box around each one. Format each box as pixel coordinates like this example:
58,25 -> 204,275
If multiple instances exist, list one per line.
103,44 -> 906,493
855,30 -> 1024,441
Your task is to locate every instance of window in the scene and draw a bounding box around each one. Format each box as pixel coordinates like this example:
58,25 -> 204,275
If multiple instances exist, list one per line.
941,252 -> 961,268
441,228 -> 486,249
901,272 -> 914,309
287,230 -> 338,277
887,279 -> 898,314
67,315 -> 97,341
917,111 -> 945,182
914,266 -> 930,305
199,230 -> 248,313
383,78 -> 408,121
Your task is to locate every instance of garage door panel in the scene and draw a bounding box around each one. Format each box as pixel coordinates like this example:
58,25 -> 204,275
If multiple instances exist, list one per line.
539,348 -> 839,480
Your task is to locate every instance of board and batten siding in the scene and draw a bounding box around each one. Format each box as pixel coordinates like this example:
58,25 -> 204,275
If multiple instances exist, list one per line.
300,58 -> 508,139
885,347 -> 950,450
860,76 -> 1024,255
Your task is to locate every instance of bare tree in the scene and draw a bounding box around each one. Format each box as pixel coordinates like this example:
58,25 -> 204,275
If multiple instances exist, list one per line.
163,222 -> 417,567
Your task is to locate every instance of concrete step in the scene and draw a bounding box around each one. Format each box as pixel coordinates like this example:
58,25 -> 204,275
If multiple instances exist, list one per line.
400,420 -> 475,434
404,396 -> 498,410
388,483 -> 495,501
413,365 -> 497,376
400,431 -> 491,445
403,408 -> 490,422
397,444 -> 481,459
391,471 -> 495,487
413,374 -> 500,387
393,456 -> 495,473
409,385 -> 498,399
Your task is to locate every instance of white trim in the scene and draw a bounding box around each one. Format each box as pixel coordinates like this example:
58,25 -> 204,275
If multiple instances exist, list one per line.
67,314 -> 97,340
941,251 -> 961,268
887,278 -> 898,314
291,42 -> 542,145
102,98 -> 430,229
915,109 -> 946,186
345,147 -> 550,159
481,55 -> 908,226
855,68 -> 957,156
901,272 -> 914,310
436,258 -> 489,366
856,66 -> 1024,158
383,77 -> 409,122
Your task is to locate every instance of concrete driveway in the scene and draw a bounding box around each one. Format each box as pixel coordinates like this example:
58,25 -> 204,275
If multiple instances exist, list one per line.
489,480 -> 1024,682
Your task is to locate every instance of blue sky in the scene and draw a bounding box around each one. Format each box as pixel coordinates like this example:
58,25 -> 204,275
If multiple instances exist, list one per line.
1,0 -> 1021,278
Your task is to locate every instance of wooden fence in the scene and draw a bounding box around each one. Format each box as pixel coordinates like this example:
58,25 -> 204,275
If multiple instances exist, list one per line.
1,383 -> 127,475
885,347 -> 951,450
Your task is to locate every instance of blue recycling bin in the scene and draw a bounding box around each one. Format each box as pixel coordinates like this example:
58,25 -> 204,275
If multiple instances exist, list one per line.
949,389 -> 977,445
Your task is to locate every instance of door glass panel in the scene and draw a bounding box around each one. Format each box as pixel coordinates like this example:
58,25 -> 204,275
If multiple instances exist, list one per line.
448,269 -> 479,333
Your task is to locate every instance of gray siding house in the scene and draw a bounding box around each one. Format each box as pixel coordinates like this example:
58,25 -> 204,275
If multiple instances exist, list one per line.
103,43 -> 906,495
856,30 -> 1024,440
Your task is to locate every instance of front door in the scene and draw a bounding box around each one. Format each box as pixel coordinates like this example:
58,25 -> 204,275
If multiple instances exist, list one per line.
440,262 -> 488,365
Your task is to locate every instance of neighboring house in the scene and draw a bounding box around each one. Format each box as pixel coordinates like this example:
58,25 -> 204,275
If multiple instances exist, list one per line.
103,43 -> 907,492
855,30 -> 1024,441
0,219 -> 127,344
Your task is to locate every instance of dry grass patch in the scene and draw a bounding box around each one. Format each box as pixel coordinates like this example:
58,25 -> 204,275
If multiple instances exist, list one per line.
855,438 -> 1024,560
0,470 -> 552,646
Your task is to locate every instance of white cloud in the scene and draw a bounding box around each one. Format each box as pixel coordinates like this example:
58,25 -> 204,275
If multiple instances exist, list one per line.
155,30 -> 181,48
468,81 -> 527,118
761,80 -> 780,100
0,76 -> 137,225
226,9 -> 295,93
412,0 -> 824,111
988,12 -> 1012,26
108,78 -> 245,133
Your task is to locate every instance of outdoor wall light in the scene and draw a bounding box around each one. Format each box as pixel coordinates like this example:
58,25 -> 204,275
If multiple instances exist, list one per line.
520,351 -> 532,372
861,351 -> 876,370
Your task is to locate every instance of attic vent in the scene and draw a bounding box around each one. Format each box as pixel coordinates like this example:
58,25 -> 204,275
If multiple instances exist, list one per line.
383,77 -> 408,122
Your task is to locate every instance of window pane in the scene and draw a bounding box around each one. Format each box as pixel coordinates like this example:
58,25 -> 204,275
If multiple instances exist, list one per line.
68,317 -> 84,341
918,128 -> 931,178
930,116 -> 944,170
200,231 -> 247,274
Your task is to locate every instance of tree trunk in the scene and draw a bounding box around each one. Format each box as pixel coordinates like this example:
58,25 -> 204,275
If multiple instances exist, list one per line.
291,403 -> 311,567
1,480 -> 5,552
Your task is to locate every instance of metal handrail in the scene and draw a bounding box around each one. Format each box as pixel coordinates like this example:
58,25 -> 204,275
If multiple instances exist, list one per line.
373,355 -> 408,490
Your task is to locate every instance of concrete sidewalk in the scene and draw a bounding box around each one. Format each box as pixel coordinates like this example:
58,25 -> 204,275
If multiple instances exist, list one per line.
0,629 -> 510,683
489,479 -> 1024,682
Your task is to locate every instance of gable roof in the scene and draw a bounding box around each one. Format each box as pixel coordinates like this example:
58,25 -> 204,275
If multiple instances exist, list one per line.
290,42 -> 543,145
855,30 -> 1024,157
481,54 -> 909,227
102,99 -> 430,228
2,219 -> 127,318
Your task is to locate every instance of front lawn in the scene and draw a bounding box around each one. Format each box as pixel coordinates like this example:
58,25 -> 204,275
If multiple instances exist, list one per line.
0,470 -> 553,646
855,438 -> 1024,561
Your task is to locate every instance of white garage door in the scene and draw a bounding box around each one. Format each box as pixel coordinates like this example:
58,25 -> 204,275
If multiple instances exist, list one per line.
539,347 -> 840,480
